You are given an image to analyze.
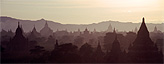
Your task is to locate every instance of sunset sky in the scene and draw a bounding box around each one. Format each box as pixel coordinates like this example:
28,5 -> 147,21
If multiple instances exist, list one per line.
1,0 -> 164,24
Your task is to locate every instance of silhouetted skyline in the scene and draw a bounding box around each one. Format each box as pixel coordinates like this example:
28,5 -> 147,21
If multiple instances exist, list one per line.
1,17 -> 163,63
1,0 -> 163,63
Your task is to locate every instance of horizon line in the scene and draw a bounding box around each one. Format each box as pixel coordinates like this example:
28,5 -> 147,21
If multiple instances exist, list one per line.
0,16 -> 163,25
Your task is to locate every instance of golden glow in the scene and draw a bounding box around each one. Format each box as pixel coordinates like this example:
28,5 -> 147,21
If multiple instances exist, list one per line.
1,0 -> 163,24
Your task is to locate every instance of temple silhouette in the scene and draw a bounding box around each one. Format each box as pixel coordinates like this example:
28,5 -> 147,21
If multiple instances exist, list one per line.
128,17 -> 163,63
8,22 -> 29,54
106,23 -> 113,32
106,28 -> 123,63
28,25 -> 41,41
1,17 -> 163,63
40,21 -> 53,38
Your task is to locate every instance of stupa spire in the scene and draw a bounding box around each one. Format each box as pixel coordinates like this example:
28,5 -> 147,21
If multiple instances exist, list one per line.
128,17 -> 161,63
45,21 -> 48,27
153,26 -> 158,33
32,25 -> 36,31
16,22 -> 23,35
85,27 -> 88,31
55,40 -> 59,49
18,22 -> 21,28
107,23 -> 112,32
113,28 -> 117,40
111,28 -> 121,53
137,17 -> 149,38
142,17 -> 145,23
113,28 -> 116,33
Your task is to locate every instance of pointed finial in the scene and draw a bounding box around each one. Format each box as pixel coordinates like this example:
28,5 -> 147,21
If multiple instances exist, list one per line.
85,27 -> 88,31
32,24 -> 37,31
113,28 -> 118,40
113,28 -> 116,33
18,22 -> 20,28
55,40 -> 59,49
142,17 -> 145,23
154,26 -> 158,32
55,40 -> 58,46
45,21 -> 48,27
18,22 -> 20,25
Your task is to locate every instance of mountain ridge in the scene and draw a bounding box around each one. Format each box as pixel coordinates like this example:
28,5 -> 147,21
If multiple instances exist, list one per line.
0,16 -> 164,32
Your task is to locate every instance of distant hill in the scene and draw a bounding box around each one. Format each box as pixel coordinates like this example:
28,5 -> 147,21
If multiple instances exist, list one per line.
0,16 -> 164,32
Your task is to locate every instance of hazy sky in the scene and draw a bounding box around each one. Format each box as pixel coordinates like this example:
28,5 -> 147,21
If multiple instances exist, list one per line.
1,0 -> 164,24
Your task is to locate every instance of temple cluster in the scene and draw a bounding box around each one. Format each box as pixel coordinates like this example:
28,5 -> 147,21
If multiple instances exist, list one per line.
1,17 -> 163,63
